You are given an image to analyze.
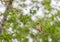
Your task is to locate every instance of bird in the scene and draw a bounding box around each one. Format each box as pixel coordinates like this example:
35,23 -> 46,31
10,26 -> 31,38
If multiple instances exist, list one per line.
36,22 -> 42,32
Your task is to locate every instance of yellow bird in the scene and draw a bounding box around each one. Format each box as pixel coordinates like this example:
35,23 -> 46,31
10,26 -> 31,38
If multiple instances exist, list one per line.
36,23 -> 42,32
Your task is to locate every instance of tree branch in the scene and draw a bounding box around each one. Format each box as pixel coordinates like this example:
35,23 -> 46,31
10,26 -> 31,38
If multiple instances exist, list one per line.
0,0 -> 13,35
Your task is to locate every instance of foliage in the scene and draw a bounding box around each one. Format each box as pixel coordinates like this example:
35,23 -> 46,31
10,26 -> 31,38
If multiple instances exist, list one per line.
0,0 -> 60,42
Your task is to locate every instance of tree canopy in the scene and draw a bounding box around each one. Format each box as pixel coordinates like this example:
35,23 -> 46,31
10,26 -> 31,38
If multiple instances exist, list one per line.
0,0 -> 60,42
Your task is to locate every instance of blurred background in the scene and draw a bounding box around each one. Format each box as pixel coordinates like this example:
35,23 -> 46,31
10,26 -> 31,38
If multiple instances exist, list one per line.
0,0 -> 60,42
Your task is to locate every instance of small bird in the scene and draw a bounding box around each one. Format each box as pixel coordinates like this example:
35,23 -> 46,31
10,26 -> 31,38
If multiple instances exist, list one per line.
36,23 -> 42,32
